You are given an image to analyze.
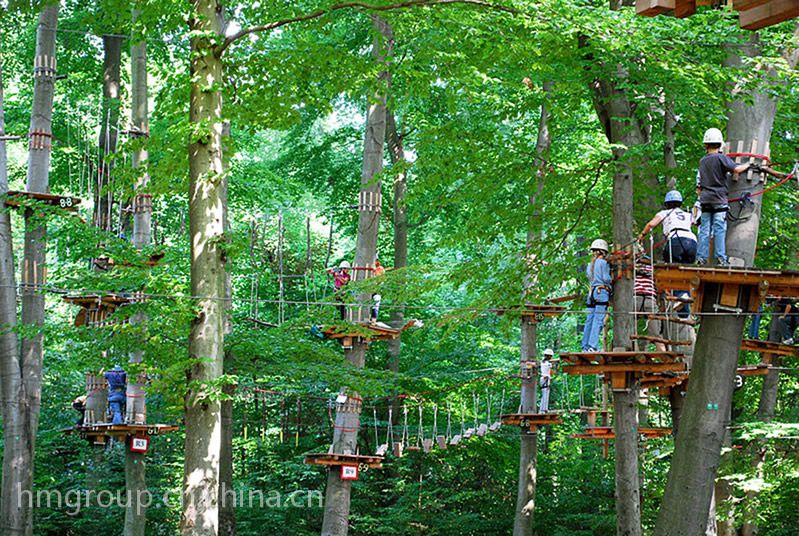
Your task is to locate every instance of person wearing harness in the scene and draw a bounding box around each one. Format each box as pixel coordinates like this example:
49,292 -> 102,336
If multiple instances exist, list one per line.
327,260 -> 352,320
581,239 -> 612,353
695,128 -> 754,266
104,365 -> 128,425
539,349 -> 555,412
633,254 -> 666,351
638,190 -> 697,264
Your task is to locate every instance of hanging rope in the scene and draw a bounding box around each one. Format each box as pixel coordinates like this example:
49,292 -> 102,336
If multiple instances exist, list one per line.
402,402 -> 409,448
373,406 -> 379,448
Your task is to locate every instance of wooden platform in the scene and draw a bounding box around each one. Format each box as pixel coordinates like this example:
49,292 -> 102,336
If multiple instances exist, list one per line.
63,293 -> 141,327
737,364 -> 771,377
304,453 -> 383,469
64,423 -> 178,444
4,190 -> 81,212
572,426 -> 672,440
630,335 -> 692,347
321,322 -> 400,345
561,351 -> 687,389
93,252 -> 164,270
655,264 -> 799,314
640,371 -> 689,390
500,412 -> 562,431
496,303 -> 566,321
636,0 -> 798,29
741,339 -> 799,357
63,294 -> 137,309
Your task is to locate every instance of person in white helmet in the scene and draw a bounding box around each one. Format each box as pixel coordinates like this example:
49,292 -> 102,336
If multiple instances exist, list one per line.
581,239 -> 612,352
637,190 -> 697,264
327,260 -> 352,320
539,349 -> 555,412
696,128 -> 755,266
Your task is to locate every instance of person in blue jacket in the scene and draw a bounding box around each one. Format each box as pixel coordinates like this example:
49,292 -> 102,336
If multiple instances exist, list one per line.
581,239 -> 613,352
105,365 -> 128,425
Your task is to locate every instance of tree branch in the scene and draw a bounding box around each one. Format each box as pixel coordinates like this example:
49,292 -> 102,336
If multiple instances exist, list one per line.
218,0 -> 516,56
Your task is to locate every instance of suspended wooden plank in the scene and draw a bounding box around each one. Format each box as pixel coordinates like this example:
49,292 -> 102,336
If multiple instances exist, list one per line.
64,423 -> 178,445
740,338 -> 799,357
304,453 -> 383,469
736,364 -> 771,376
563,361 -> 688,376
739,0 -> 799,30
5,190 -> 81,211
500,412 -> 562,432
636,0 -> 675,16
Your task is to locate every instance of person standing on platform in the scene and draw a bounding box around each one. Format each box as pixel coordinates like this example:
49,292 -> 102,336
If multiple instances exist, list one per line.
104,365 -> 127,425
637,190 -> 697,264
328,260 -> 352,320
539,349 -> 555,413
581,239 -> 612,352
695,128 -> 754,266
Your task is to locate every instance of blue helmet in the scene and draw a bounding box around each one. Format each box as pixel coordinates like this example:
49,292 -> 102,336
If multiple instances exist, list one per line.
664,190 -> 683,204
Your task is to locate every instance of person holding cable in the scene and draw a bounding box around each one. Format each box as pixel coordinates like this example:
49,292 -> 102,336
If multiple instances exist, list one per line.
638,190 -> 697,264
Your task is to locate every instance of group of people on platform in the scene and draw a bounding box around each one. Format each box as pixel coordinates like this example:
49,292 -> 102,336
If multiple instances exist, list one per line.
327,258 -> 385,323
580,127 -> 791,353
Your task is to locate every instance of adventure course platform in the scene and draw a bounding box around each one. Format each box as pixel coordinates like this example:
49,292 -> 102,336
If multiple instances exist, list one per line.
736,364 -> 771,377
741,339 -> 799,358
93,251 -> 164,271
654,264 -> 799,314
304,453 -> 383,469
63,293 -> 142,327
500,412 -> 563,431
572,426 -> 673,441
636,0 -> 798,30
570,407 -> 610,427
495,303 -> 567,321
321,322 -> 400,347
64,423 -> 178,445
561,351 -> 687,390
640,371 -> 690,391
4,190 -> 81,212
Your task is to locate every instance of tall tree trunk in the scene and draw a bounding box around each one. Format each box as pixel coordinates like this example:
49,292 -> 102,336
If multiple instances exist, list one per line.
124,18 -> 150,536
588,65 -> 648,536
94,35 -> 122,233
320,16 -> 391,536
655,25 -> 798,536
385,110 -> 406,374
0,7 -> 60,536
512,80 -> 551,536
513,319 -> 538,536
181,2 -> 226,535
0,46 -> 21,536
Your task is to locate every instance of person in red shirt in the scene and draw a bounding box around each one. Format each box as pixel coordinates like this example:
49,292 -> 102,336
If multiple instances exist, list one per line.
327,261 -> 351,320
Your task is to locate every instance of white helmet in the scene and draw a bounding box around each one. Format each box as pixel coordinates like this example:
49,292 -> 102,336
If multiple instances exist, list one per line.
590,239 -> 608,253
339,260 -> 351,269
372,293 -> 382,302
543,348 -> 554,357
702,128 -> 724,145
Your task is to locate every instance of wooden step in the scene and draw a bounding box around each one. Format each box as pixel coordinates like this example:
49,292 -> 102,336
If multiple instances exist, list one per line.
648,314 -> 696,327
630,335 -> 693,346
664,294 -> 694,303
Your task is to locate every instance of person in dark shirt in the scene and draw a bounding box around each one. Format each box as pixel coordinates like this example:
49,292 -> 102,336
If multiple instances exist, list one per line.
104,365 -> 127,425
775,298 -> 798,345
696,128 -> 753,266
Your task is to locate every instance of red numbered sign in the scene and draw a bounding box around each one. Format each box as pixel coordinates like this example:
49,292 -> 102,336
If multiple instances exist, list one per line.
130,436 -> 149,453
340,465 -> 358,481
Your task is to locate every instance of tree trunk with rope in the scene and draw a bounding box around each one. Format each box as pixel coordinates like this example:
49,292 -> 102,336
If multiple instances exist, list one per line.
124,17 -> 150,536
0,7 -> 59,535
513,318 -> 538,536
320,16 -> 391,536
587,59 -> 648,536
512,80 -> 551,536
181,2 -> 226,535
94,34 -> 122,233
655,28 -> 798,536
386,109 -> 406,375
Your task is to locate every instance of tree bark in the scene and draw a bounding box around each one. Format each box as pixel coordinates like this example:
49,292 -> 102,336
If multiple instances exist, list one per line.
94,35 -> 122,232
654,285 -> 749,536
0,7 -> 59,535
320,16 -> 391,536
513,318 -> 538,536
181,2 -> 226,535
0,44 -> 21,536
385,110 -> 406,374
124,17 -> 150,536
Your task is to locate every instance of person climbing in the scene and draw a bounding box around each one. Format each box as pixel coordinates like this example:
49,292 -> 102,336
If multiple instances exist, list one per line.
695,128 -> 755,266
374,258 -> 385,277
72,395 -> 87,426
327,260 -> 351,320
581,239 -> 612,352
104,365 -> 127,425
539,349 -> 555,413
633,253 -> 666,351
776,297 -> 798,345
370,293 -> 382,323
638,190 -> 697,264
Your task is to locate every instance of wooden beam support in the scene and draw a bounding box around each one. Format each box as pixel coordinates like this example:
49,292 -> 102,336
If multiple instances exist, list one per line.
732,0 -> 771,8
563,362 -> 688,375
739,0 -> 799,30
675,0 -> 697,18
636,0 -> 675,16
